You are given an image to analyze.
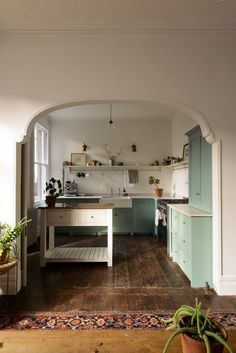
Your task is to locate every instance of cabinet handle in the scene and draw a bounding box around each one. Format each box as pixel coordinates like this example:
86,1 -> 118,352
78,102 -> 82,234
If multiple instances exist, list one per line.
196,192 -> 200,195
59,216 -> 63,219
183,261 -> 186,264
91,216 -> 94,218
183,240 -> 186,243
183,221 -> 185,224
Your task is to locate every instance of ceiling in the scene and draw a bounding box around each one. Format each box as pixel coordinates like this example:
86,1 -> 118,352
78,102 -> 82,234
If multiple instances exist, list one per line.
48,102 -> 178,121
0,0 -> 235,32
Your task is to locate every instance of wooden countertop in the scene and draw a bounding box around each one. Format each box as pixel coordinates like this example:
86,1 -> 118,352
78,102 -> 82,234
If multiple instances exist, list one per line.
38,203 -> 115,209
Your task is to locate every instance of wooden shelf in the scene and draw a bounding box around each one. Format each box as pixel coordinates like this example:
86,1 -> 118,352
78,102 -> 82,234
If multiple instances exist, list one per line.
66,165 -> 162,172
45,247 -> 108,263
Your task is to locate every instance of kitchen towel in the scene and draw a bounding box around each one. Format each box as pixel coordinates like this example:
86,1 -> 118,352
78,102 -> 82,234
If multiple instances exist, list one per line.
127,170 -> 139,184
155,209 -> 161,225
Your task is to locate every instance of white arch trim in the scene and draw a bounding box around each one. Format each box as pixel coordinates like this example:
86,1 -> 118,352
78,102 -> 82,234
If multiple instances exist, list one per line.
22,98 -> 215,143
18,97 -> 222,294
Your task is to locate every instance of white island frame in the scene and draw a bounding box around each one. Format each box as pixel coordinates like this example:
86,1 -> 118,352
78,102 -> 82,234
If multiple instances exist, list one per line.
39,204 -> 114,267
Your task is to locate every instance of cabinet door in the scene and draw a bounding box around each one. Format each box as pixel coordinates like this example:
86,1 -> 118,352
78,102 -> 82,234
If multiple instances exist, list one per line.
132,199 -> 155,234
189,136 -> 201,209
200,137 -> 212,213
113,208 -> 132,233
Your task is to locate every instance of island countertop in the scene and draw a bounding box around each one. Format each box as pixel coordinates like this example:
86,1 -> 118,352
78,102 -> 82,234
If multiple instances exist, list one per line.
38,203 -> 115,209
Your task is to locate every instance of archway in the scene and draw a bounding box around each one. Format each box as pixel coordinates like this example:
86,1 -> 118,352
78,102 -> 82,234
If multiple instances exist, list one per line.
17,98 -> 221,294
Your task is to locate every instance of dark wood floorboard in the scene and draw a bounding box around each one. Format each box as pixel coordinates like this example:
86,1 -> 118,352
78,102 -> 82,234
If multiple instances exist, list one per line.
1,234 -> 236,313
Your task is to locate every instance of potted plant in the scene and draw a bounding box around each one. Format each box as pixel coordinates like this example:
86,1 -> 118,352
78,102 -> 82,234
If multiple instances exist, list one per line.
0,217 -> 31,264
162,298 -> 233,353
45,177 -> 63,207
148,176 -> 163,197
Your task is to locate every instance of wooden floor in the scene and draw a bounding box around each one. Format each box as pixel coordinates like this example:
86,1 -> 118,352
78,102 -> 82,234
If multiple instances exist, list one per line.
0,330 -> 236,353
1,234 -> 236,312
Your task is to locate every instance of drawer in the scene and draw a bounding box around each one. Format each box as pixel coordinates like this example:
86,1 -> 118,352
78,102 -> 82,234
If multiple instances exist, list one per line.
76,210 -> 106,224
179,213 -> 190,236
172,239 -> 181,263
172,209 -> 179,231
47,210 -> 75,225
179,253 -> 191,279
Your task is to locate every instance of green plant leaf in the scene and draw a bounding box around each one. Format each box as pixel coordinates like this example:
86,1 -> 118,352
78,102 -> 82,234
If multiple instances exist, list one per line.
162,328 -> 198,353
205,330 -> 234,353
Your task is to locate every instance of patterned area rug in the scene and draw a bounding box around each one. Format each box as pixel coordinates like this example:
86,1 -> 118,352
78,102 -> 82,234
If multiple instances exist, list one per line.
0,311 -> 236,330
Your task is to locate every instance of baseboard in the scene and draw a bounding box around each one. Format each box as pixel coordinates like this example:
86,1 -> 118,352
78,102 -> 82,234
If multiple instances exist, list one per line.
218,276 -> 236,295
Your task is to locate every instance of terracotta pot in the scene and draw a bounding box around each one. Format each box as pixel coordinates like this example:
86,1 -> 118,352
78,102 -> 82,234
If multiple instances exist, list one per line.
155,188 -> 163,197
181,324 -> 227,353
45,196 -> 57,208
0,250 -> 9,264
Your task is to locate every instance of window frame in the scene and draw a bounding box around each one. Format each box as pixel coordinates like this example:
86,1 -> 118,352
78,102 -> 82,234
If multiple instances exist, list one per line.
34,123 -> 49,203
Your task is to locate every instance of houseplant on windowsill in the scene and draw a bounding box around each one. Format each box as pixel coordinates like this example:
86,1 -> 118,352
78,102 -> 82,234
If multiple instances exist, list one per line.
162,298 -> 233,353
148,176 -> 163,197
45,177 -> 63,207
0,217 -> 31,264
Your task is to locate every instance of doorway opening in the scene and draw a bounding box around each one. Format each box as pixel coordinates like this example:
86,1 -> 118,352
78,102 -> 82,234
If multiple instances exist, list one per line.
14,97 -> 221,309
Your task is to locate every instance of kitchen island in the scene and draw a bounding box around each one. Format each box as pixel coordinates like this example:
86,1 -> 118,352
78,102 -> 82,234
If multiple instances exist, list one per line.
39,203 -> 114,267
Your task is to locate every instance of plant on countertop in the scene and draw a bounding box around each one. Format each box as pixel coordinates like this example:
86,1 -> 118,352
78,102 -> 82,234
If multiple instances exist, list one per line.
162,298 -> 233,353
45,177 -> 63,196
148,176 -> 160,188
0,217 -> 31,262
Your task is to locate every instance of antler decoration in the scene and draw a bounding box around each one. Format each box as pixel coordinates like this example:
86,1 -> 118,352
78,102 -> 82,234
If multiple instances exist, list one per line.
103,144 -> 124,160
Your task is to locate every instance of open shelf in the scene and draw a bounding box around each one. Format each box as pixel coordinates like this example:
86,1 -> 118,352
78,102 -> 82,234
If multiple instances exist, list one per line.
66,165 -> 162,172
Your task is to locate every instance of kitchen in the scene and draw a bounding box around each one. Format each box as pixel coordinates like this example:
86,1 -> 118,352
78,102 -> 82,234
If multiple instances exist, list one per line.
29,101 -> 213,293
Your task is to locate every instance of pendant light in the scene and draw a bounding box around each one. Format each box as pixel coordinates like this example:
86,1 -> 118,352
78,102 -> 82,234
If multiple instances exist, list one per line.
107,104 -> 115,129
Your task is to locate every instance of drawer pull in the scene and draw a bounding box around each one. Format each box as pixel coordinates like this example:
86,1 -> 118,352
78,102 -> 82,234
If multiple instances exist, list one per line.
183,240 -> 186,243
59,216 -> 63,219
196,192 -> 200,195
183,261 -> 186,264
91,216 -> 94,219
183,221 -> 185,224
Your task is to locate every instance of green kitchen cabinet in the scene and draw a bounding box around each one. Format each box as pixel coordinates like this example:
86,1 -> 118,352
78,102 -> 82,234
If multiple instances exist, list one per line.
113,208 -> 132,233
186,125 -> 212,213
132,198 -> 155,234
168,205 -> 212,288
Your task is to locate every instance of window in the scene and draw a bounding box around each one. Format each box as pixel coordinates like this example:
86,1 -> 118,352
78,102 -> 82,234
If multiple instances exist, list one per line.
34,123 -> 48,202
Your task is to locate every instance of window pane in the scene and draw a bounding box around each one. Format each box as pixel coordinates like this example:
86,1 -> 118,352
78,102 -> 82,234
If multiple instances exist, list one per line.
42,130 -> 48,164
41,165 -> 47,200
34,164 -> 40,202
34,124 -> 49,203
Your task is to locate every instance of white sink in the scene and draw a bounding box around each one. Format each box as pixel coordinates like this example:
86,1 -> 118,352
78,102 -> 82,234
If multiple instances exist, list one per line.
99,197 -> 132,208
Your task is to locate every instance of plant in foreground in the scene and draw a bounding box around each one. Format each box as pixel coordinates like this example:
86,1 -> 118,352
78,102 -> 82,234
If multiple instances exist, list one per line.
0,217 -> 31,260
162,298 -> 233,353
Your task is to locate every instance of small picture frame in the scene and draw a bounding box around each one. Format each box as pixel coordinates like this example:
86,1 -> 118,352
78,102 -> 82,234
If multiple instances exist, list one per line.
71,153 -> 87,166
182,143 -> 189,161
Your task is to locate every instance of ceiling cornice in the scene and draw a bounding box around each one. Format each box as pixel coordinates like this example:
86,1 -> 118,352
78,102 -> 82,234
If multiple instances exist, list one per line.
1,22 -> 236,37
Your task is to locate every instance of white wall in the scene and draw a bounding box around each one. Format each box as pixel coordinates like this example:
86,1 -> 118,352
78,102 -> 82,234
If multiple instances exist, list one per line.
0,32 -> 236,293
48,117 -> 174,195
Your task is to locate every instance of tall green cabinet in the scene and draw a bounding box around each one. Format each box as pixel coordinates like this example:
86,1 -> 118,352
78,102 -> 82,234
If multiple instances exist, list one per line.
168,125 -> 213,288
186,125 -> 212,213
